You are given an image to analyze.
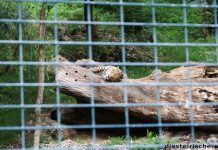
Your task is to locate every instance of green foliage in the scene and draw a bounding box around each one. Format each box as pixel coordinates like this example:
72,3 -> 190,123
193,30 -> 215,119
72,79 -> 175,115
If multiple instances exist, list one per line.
57,4 -> 84,21
105,136 -> 127,146
0,130 -> 20,148
105,130 -> 180,150
127,67 -> 153,78
0,109 -> 21,148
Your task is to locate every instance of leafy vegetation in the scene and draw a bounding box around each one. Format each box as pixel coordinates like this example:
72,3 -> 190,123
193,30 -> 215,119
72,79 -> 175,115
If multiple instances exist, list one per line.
0,0 -> 216,148
105,130 -> 180,150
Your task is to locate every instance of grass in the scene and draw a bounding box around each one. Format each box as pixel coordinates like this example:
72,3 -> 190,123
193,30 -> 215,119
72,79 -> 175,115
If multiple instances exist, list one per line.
127,67 -> 154,79
0,131 -> 20,148
0,109 -> 21,148
105,130 -> 180,150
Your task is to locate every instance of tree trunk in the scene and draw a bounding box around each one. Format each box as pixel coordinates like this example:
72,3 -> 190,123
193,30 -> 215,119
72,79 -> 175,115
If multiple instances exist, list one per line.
203,0 -> 214,36
49,55 -> 218,131
84,0 -> 97,41
33,3 -> 46,149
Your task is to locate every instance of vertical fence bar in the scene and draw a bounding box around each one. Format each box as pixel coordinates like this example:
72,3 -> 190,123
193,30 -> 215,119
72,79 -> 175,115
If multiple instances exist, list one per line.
183,0 -> 195,143
214,0 -> 218,63
53,0 -> 62,145
86,0 -> 96,146
152,0 -> 163,146
119,0 -> 130,144
18,1 -> 25,149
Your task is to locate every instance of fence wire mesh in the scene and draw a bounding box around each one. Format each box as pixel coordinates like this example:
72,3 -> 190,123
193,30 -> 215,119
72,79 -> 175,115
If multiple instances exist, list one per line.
0,0 -> 218,149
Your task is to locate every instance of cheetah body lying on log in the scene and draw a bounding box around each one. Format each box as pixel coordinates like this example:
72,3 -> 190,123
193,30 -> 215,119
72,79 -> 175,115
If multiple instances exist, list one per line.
75,59 -> 124,82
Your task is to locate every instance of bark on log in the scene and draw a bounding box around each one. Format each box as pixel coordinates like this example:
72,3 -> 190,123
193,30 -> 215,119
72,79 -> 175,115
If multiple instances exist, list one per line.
49,55 -> 218,131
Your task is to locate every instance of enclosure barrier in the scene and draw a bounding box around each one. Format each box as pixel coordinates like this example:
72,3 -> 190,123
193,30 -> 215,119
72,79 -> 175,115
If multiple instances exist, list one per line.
0,0 -> 218,149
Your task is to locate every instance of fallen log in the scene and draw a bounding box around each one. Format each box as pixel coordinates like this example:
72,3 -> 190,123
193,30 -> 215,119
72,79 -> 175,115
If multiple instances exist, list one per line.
49,55 -> 218,131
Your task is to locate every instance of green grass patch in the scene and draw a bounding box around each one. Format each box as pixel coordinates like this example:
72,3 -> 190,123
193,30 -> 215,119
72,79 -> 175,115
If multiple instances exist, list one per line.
105,130 -> 180,150
127,67 -> 153,79
0,109 -> 21,148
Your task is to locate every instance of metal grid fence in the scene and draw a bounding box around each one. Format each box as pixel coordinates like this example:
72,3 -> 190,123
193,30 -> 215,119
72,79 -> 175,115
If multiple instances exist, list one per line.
0,0 -> 218,149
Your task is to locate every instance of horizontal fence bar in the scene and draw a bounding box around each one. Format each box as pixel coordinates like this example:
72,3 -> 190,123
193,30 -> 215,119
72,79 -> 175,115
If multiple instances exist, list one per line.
1,19 -> 218,28
1,143 -> 218,150
1,122 -> 218,131
0,102 -> 217,109
0,61 -> 218,67
1,40 -> 218,47
3,0 -> 218,9
0,82 -> 218,87
0,144 -> 170,150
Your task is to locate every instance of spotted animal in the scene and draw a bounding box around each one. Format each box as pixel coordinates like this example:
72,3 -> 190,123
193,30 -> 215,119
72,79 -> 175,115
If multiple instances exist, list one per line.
92,65 -> 123,82
75,59 -> 123,82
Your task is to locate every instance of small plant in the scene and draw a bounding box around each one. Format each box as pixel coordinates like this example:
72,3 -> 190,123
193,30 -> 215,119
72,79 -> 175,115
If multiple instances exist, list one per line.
104,130 -> 180,150
105,136 -> 126,146
75,138 -> 82,144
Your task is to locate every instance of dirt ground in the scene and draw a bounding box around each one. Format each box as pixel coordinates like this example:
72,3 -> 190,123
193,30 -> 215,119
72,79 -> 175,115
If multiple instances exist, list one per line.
6,112 -> 217,149
39,114 -> 217,149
